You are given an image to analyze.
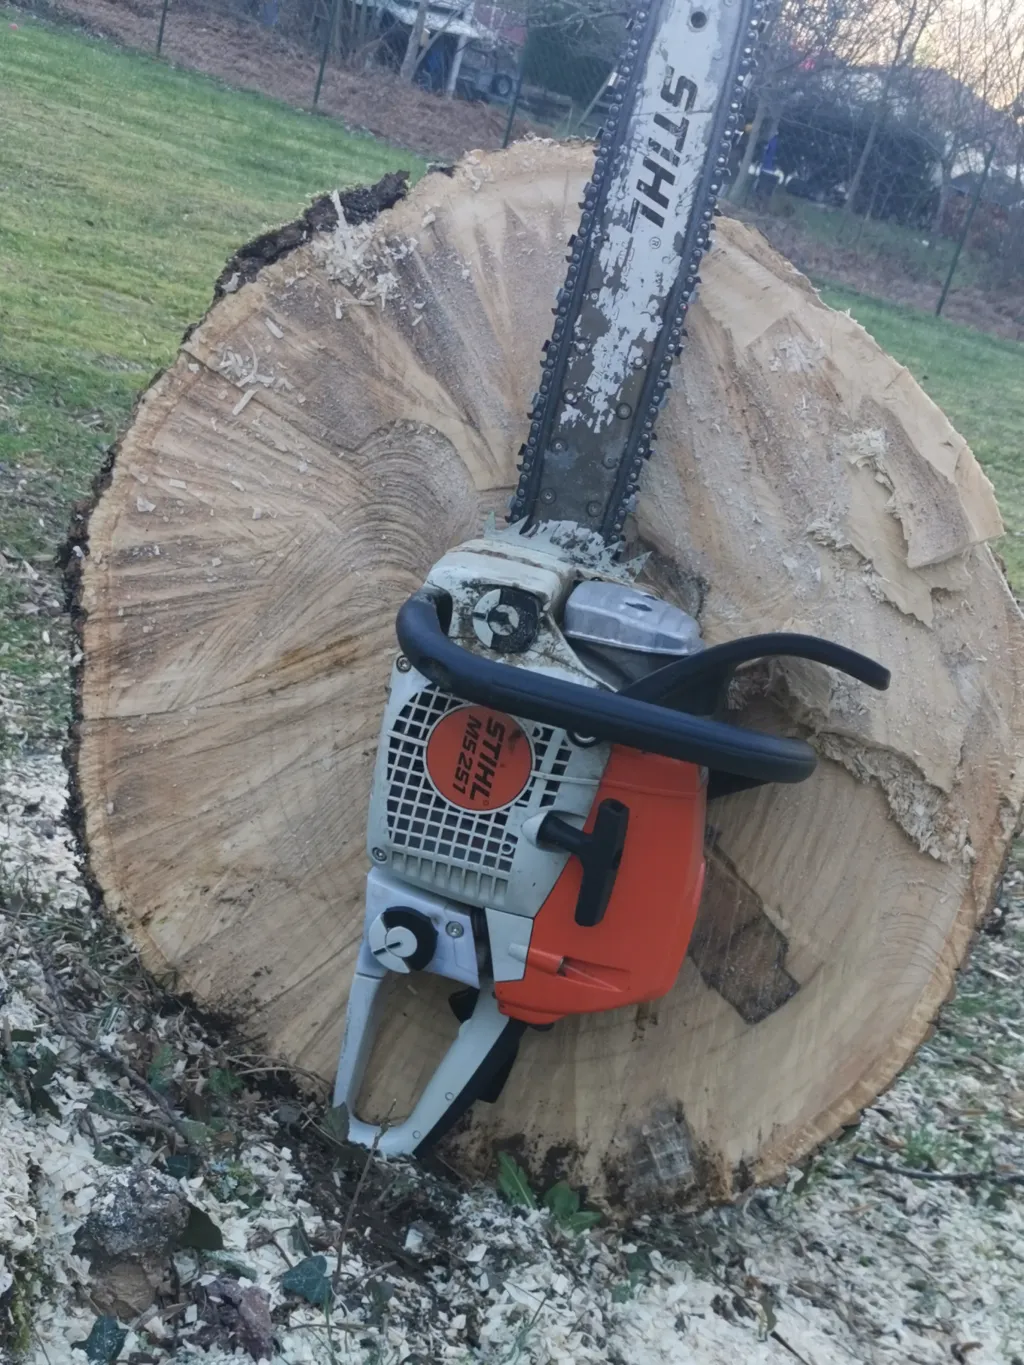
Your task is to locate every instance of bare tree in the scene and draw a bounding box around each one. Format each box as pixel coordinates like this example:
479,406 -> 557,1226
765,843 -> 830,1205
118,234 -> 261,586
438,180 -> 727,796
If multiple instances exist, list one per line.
399,0 -> 433,80
841,0 -> 945,216
912,0 -> 1024,229
397,0 -> 621,92
921,0 -> 989,225
730,0 -> 879,204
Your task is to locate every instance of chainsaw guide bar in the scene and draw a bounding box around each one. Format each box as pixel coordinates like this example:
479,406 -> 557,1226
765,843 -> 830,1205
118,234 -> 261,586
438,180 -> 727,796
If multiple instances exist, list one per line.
508,0 -> 763,543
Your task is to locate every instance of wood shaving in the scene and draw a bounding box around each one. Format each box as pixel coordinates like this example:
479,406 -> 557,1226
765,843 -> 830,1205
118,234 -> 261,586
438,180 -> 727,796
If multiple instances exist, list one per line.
2,752 -> 1022,1365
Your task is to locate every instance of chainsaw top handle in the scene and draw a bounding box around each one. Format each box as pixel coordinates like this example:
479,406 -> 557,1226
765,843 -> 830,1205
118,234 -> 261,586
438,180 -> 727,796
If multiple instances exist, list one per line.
399,589 -> 827,786
622,631 -> 891,713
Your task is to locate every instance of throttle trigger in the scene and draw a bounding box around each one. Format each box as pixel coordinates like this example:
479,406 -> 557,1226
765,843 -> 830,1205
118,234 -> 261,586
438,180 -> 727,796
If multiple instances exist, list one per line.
537,799 -> 629,927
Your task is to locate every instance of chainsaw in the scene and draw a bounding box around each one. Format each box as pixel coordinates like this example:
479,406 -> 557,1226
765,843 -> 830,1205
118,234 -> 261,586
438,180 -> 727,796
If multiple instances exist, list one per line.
333,0 -> 890,1156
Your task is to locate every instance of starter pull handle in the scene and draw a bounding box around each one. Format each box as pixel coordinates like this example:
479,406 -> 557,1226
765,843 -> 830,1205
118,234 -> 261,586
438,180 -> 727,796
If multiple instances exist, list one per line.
537,799 -> 630,927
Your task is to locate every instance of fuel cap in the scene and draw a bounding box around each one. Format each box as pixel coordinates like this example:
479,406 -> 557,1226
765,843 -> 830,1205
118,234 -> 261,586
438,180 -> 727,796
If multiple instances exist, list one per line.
367,907 -> 438,974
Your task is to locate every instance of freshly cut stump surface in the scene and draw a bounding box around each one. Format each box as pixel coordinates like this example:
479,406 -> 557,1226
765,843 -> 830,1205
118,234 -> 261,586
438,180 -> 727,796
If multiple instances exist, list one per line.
70,143 -> 1024,1206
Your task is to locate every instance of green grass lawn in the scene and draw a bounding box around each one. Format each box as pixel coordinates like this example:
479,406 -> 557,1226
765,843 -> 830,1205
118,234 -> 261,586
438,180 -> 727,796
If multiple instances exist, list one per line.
821,285 -> 1024,586
0,11 -> 423,749
1,15 -> 1022,756
771,191 -> 990,292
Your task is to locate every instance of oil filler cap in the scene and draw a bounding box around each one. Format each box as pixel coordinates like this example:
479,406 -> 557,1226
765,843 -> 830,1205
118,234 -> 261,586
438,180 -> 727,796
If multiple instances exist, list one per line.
471,587 -> 540,653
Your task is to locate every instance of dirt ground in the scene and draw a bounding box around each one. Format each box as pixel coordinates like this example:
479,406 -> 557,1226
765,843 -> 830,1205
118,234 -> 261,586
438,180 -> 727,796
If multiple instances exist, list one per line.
22,0 -> 526,162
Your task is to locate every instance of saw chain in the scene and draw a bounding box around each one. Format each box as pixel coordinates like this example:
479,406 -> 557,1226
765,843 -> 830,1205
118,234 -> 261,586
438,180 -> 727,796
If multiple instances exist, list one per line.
508,0 -> 763,541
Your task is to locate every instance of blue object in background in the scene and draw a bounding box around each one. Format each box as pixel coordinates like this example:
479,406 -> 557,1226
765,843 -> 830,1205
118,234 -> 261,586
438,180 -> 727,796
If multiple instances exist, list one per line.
420,39 -> 446,90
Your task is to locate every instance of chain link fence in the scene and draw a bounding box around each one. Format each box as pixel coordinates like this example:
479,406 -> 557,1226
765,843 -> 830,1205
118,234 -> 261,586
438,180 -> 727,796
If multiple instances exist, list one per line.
59,0 -> 1024,318
728,101 -> 1024,315
719,0 -> 1024,320
143,0 -> 616,140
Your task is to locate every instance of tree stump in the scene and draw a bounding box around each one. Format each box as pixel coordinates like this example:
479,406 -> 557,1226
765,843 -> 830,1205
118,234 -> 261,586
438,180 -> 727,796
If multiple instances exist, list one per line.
69,142 -> 1024,1207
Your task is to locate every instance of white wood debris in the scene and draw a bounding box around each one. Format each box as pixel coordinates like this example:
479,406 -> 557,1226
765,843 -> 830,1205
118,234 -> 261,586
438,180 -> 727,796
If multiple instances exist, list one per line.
1,753 -> 1022,1364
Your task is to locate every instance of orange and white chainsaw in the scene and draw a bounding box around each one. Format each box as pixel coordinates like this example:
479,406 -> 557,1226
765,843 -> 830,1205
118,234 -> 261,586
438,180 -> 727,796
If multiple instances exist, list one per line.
333,0 -> 890,1155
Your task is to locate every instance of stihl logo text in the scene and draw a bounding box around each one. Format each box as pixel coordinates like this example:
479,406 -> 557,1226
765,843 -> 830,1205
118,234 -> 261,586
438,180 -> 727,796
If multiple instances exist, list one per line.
630,68 -> 698,232
425,705 -> 533,812
452,713 -> 507,803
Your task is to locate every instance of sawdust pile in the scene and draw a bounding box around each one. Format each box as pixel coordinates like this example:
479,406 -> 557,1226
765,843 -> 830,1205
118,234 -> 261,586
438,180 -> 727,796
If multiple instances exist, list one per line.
3,753 -> 1024,1363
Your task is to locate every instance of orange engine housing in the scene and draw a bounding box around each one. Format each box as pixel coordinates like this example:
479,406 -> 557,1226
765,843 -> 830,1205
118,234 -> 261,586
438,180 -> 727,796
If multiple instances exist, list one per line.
495,746 -> 707,1026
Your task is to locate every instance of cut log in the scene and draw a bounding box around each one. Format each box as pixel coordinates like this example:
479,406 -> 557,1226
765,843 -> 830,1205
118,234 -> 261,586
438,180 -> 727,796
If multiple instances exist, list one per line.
68,142 -> 1024,1207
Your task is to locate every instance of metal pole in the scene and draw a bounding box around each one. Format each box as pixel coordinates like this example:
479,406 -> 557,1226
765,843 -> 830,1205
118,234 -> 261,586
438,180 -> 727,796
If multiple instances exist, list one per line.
155,0 -> 171,54
936,141 -> 995,317
313,0 -> 342,106
571,69 -> 611,136
501,40 -> 529,148
446,34 -> 469,97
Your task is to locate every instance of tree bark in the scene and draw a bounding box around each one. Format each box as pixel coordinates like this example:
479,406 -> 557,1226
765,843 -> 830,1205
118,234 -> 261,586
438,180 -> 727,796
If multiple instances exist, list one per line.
68,144 -> 1024,1209
399,0 -> 430,82
729,96 -> 771,205
844,96 -> 887,217
934,170 -> 953,234
843,0 -> 938,219
446,34 -> 468,96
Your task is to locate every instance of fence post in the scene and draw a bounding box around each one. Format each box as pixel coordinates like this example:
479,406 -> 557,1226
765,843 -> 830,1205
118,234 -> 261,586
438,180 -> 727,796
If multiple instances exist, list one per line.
313,0 -> 342,106
936,142 -> 995,318
155,0 -> 171,54
502,43 -> 529,148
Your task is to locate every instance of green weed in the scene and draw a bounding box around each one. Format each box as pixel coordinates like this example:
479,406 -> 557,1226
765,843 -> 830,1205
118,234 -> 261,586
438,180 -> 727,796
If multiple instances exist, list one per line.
0,1250 -> 47,1357
495,1153 -> 602,1234
900,1124 -> 954,1172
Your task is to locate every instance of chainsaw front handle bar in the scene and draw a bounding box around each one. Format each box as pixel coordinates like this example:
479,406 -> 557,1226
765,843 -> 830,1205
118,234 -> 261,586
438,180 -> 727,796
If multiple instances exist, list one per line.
623,632 -> 891,712
398,589 -> 821,786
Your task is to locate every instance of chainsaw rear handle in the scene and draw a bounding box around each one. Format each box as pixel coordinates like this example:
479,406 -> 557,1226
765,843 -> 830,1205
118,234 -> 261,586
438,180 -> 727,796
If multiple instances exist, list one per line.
397,588 -> 819,786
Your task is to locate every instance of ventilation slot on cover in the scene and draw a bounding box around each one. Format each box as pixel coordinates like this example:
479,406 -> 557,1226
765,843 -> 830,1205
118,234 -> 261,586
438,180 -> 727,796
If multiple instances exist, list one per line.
383,688 -> 574,904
